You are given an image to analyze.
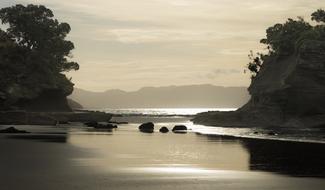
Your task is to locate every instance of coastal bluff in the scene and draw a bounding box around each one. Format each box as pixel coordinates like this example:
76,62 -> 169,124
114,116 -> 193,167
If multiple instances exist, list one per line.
193,42 -> 325,128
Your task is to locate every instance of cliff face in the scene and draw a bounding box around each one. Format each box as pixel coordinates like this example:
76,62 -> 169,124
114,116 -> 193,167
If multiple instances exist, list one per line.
246,41 -> 325,117
193,40 -> 325,128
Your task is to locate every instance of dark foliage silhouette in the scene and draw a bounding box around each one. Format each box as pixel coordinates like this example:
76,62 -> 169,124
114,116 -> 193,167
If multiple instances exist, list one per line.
0,4 -> 79,110
247,9 -> 325,78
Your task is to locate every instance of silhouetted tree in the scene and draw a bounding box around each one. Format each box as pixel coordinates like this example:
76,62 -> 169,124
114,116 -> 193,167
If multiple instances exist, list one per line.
0,4 -> 79,109
246,9 -> 325,79
311,9 -> 325,23
247,51 -> 263,79
260,17 -> 312,56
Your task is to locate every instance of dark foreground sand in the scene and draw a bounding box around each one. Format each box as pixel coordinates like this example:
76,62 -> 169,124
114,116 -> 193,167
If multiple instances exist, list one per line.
0,123 -> 325,190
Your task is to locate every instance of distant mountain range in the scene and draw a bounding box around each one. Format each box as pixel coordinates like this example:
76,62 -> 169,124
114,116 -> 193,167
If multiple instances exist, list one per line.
69,84 -> 250,109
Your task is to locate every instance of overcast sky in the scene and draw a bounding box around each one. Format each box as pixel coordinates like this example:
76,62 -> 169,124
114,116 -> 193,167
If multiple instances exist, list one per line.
1,0 -> 324,91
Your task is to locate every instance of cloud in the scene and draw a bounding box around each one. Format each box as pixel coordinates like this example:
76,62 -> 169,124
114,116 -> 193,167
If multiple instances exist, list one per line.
214,69 -> 242,75
4,0 -> 325,91
95,28 -> 240,43
202,69 -> 242,80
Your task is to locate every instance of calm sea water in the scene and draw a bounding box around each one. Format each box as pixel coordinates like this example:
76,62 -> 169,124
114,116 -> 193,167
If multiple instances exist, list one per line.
94,108 -> 325,143
2,123 -> 325,190
98,108 -> 237,116
1,113 -> 325,189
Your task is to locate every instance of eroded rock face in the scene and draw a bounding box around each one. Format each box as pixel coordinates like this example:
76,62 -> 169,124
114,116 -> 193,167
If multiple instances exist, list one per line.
193,41 -> 325,128
247,41 -> 325,117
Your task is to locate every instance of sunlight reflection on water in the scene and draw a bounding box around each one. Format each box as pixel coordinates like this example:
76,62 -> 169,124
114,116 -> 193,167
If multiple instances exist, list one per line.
98,108 -> 237,116
131,167 -> 217,174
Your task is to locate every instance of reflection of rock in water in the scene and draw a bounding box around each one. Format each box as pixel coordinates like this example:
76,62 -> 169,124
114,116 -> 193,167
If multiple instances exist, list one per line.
242,139 -> 325,177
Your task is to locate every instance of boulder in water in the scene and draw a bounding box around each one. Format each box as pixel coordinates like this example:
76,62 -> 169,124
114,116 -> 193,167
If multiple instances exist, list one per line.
172,125 -> 187,133
139,122 -> 154,133
159,126 -> 169,133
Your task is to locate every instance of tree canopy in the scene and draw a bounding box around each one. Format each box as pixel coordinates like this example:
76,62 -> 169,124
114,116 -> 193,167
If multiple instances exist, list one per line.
247,9 -> 325,78
0,4 -> 79,109
311,9 -> 325,23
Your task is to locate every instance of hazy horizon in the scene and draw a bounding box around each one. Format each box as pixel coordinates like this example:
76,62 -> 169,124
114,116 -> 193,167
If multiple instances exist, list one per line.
1,0 -> 324,91
75,83 -> 248,93
70,84 -> 249,108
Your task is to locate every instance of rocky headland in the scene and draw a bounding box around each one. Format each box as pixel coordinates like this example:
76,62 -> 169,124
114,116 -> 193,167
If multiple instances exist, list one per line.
193,54 -> 325,128
193,10 -> 325,129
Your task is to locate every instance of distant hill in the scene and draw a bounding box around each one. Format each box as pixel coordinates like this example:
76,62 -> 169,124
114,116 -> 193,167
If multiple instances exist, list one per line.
69,84 -> 250,109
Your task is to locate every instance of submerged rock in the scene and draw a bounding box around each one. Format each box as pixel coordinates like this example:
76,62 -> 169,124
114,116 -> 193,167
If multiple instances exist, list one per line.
159,126 -> 169,133
0,127 -> 29,133
172,125 -> 187,133
139,122 -> 154,133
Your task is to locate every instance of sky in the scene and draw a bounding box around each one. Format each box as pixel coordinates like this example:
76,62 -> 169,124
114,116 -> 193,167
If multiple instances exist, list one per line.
1,0 -> 324,91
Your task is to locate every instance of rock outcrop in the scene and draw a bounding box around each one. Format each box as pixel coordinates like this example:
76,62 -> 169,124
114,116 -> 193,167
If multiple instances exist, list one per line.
172,125 -> 187,133
159,126 -> 169,133
139,122 -> 154,133
193,42 -> 325,128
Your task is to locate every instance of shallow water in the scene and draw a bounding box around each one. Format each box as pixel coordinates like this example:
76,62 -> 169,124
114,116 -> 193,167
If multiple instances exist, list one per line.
67,121 -> 325,177
1,120 -> 325,190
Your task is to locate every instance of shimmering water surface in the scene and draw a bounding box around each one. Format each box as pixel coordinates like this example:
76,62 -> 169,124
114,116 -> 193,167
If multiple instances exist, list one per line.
67,120 -> 325,177
1,109 -> 325,189
96,107 -> 237,116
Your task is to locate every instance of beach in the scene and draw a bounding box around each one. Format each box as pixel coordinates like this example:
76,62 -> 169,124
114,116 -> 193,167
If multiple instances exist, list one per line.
1,115 -> 325,190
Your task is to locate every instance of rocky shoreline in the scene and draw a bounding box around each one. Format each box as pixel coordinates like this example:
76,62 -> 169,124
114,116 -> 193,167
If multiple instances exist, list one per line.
192,109 -> 325,129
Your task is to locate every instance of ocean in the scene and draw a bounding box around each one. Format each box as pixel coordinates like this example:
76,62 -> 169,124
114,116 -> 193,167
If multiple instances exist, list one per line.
96,107 -> 237,116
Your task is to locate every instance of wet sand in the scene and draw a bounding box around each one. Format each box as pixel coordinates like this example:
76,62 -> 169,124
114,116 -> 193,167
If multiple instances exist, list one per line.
1,122 -> 325,190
